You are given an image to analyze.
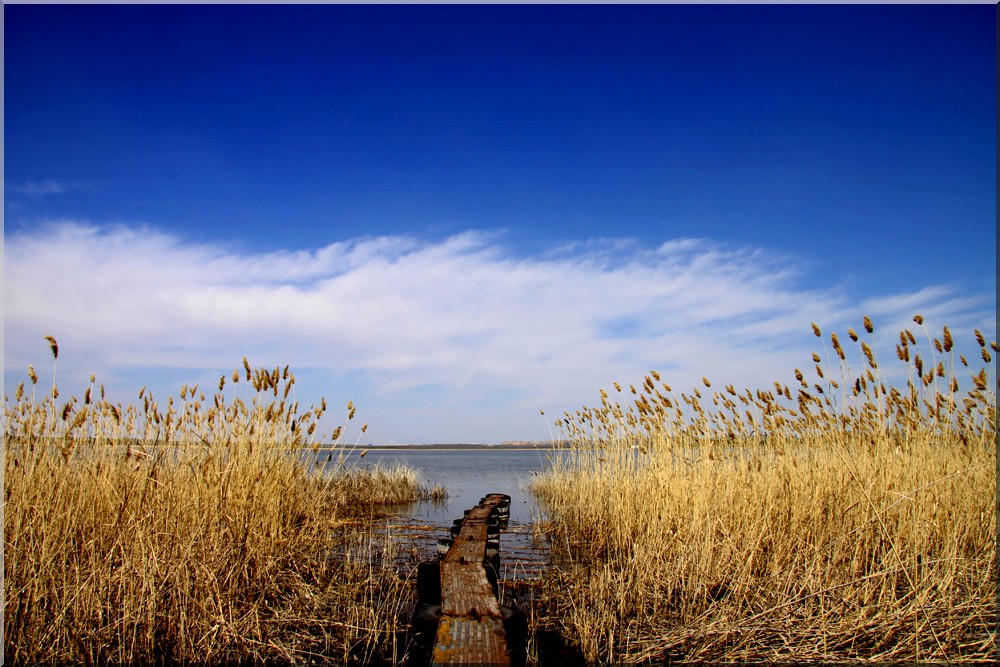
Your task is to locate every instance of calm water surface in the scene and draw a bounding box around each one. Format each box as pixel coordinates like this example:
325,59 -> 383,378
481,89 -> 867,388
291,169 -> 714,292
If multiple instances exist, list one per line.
318,447 -> 558,577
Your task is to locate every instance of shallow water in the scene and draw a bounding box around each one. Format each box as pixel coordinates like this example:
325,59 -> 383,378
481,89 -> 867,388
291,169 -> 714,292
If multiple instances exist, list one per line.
316,447 -> 557,578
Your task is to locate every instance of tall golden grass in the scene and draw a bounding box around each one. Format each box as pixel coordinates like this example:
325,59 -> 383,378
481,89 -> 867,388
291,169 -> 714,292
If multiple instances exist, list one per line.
533,317 -> 996,663
4,349 -> 429,664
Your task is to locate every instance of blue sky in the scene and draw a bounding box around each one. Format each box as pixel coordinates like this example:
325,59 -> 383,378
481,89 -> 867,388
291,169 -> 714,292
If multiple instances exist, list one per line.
4,4 -> 996,444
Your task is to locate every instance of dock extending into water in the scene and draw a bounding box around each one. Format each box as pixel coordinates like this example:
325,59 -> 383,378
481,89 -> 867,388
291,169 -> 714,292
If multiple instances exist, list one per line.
411,493 -> 525,667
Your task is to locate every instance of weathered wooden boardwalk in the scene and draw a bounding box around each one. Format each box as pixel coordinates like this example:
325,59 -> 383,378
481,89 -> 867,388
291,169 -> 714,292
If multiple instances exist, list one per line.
431,493 -> 513,666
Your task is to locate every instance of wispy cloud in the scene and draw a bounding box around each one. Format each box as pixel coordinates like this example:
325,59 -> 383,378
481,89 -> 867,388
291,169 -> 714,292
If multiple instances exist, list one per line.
6,180 -> 78,196
4,221 -> 994,443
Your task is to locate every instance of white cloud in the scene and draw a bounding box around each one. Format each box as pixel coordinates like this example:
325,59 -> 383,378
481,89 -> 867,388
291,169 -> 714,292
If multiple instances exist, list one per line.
4,221 -> 995,443
6,180 -> 75,195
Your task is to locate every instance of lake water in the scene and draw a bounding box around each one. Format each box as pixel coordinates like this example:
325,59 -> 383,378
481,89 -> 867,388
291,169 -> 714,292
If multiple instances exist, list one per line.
316,447 -> 557,578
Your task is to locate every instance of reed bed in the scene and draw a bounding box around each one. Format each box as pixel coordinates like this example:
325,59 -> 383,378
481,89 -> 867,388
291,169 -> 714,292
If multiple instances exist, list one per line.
533,316 -> 996,663
4,349 -> 431,665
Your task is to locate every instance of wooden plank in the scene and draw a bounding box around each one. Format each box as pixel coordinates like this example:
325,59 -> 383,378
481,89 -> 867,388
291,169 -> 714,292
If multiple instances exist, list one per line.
430,494 -> 511,667
431,617 -> 508,666
439,560 -> 502,618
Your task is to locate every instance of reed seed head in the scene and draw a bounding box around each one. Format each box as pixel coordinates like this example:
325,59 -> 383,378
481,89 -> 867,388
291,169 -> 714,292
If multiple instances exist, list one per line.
863,316 -> 874,334
972,368 -> 987,391
860,341 -> 876,368
810,322 -> 821,337
913,313 -> 924,325
70,406 -> 88,430
44,335 -> 59,360
831,333 -> 845,360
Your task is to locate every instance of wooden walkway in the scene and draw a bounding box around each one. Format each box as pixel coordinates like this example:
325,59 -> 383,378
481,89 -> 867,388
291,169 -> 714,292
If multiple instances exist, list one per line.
431,493 -> 512,666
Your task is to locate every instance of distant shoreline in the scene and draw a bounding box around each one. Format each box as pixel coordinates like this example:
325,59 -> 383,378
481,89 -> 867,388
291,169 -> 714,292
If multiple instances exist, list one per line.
316,442 -> 563,451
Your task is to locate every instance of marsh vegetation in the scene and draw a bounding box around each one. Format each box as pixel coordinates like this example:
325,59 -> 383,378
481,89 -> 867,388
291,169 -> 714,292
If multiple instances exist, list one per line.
531,316 -> 996,663
4,316 -> 996,664
4,352 -> 430,664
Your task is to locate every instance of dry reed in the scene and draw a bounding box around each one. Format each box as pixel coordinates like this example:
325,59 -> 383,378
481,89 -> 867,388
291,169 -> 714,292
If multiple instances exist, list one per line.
533,317 -> 996,663
4,347 -> 432,665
